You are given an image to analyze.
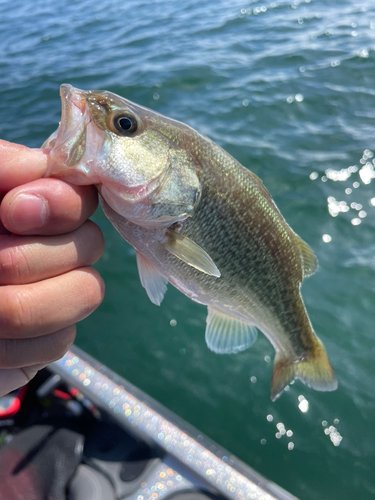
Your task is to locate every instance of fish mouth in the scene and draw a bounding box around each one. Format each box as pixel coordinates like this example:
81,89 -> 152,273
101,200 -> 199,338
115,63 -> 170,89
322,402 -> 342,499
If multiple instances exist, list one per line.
56,84 -> 88,166
60,84 -> 87,126
45,84 -> 105,183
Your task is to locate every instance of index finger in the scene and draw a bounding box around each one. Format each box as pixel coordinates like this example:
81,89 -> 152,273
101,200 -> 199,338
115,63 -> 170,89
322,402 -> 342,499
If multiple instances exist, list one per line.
0,139 -> 49,195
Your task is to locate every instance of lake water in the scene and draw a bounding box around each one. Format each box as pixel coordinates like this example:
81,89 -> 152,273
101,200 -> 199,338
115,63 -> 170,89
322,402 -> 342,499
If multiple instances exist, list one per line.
1,0 -> 375,498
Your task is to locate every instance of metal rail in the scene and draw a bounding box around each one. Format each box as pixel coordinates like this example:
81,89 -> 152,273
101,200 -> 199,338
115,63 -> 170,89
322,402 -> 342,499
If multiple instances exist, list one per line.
50,346 -> 299,500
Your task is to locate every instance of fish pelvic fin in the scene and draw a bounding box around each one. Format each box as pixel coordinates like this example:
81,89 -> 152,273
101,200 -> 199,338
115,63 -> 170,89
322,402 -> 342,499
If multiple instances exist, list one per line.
270,338 -> 337,401
136,251 -> 168,306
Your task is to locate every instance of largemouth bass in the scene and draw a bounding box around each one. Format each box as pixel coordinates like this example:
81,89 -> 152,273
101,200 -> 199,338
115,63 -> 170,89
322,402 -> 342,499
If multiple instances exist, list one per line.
44,84 -> 337,400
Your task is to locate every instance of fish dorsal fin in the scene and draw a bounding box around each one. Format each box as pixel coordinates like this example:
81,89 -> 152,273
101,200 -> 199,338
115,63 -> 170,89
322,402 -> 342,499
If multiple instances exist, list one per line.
205,307 -> 258,354
296,236 -> 318,278
163,229 -> 221,277
136,251 -> 168,306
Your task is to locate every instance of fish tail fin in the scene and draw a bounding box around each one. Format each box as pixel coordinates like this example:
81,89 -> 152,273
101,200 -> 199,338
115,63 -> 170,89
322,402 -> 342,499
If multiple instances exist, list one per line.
270,338 -> 337,401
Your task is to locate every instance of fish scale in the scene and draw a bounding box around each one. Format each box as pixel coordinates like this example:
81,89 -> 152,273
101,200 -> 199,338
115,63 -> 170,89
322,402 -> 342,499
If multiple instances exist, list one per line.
44,84 -> 337,401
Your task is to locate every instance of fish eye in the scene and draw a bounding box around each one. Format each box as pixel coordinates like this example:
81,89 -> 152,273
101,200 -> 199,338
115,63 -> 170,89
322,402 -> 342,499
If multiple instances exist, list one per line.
113,113 -> 138,135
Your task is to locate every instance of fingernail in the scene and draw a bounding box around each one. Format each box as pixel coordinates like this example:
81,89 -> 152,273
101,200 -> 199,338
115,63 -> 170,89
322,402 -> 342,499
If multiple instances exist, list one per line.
8,193 -> 49,233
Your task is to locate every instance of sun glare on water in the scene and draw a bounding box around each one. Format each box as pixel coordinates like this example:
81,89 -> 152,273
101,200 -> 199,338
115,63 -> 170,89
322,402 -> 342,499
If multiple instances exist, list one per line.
310,149 -> 375,235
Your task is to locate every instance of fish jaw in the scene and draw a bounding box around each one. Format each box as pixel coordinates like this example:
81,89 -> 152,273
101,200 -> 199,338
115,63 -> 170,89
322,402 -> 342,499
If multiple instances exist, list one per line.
44,84 -> 107,185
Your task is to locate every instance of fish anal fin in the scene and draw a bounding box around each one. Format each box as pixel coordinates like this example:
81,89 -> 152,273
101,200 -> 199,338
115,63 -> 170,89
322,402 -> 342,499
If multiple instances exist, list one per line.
163,229 -> 220,277
295,236 -> 318,279
270,338 -> 337,401
136,251 -> 168,306
205,307 -> 258,354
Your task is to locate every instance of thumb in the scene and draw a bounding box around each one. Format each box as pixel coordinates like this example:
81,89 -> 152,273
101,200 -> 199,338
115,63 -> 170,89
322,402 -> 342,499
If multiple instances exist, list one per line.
0,365 -> 46,397
0,139 -> 49,196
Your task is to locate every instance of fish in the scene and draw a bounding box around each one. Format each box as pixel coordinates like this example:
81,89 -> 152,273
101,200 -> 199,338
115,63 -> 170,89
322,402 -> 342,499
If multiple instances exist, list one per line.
43,84 -> 338,400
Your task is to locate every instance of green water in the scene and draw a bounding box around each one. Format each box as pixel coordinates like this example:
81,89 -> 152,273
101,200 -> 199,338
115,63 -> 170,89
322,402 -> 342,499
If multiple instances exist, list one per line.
1,0 -> 375,498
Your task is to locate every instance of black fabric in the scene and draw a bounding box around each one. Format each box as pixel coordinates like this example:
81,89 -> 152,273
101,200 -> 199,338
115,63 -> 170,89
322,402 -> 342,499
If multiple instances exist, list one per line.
0,422 -> 84,500
120,443 -> 154,482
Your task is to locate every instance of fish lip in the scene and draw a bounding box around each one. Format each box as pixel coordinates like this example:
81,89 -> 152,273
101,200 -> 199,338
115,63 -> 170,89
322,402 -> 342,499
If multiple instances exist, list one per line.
49,84 -> 90,169
59,84 -> 88,138
60,84 -> 86,112
46,84 -> 92,180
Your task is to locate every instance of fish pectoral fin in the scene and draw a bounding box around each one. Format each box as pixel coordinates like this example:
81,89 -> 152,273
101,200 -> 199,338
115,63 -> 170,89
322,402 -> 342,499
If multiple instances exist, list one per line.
295,235 -> 318,279
163,229 -> 221,277
270,338 -> 338,401
205,307 -> 258,354
136,251 -> 168,306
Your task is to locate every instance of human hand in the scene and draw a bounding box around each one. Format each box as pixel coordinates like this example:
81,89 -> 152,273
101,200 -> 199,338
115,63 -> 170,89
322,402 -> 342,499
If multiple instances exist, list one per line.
0,139 -> 105,397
